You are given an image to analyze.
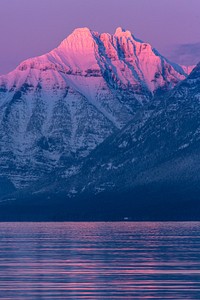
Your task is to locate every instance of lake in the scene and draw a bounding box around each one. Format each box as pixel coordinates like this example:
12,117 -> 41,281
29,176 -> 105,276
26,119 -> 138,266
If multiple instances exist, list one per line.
0,222 -> 200,299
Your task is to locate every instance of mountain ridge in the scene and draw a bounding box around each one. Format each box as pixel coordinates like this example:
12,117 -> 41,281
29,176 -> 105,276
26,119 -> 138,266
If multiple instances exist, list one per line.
0,27 -> 196,203
6,62 -> 199,221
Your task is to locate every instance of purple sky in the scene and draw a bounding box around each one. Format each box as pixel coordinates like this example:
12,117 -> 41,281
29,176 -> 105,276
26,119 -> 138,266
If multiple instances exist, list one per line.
0,0 -> 200,75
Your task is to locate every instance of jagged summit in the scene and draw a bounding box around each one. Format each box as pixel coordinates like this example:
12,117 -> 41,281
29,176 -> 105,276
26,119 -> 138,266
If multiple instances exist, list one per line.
115,26 -> 125,33
114,26 -> 132,37
0,27 -> 193,92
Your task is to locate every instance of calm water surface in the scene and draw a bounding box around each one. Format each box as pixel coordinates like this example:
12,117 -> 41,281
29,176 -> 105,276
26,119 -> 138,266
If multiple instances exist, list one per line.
0,222 -> 200,299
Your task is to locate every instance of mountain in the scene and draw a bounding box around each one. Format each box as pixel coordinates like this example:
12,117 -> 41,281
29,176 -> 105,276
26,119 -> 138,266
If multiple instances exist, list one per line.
0,27 -> 194,212
1,61 -> 200,220
14,62 -> 200,220
51,62 -> 200,220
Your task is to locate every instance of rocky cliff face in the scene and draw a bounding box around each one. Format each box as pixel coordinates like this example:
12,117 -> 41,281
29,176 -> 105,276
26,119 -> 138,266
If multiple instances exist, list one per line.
0,27 -> 192,192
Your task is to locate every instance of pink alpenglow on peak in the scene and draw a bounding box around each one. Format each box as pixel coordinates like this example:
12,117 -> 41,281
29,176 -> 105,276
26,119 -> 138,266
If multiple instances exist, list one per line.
59,27 -> 94,51
53,27 -> 99,73
0,26 -> 193,94
114,27 -> 132,38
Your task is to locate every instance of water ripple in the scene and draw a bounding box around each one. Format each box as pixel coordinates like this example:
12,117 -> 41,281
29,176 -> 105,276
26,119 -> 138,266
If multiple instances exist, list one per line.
0,222 -> 200,299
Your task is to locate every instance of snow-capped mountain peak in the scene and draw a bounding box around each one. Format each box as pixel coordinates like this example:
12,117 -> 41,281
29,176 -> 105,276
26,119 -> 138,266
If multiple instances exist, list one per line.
0,27 -> 195,190
0,27 -> 193,92
58,27 -> 96,54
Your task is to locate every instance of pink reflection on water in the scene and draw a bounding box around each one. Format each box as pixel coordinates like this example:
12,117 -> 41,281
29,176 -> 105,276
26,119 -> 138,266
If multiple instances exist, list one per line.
0,222 -> 200,299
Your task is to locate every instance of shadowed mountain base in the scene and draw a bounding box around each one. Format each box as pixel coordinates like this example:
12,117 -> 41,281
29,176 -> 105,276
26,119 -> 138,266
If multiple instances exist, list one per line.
1,182 -> 200,221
